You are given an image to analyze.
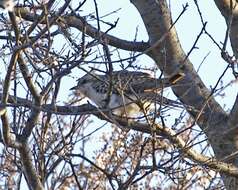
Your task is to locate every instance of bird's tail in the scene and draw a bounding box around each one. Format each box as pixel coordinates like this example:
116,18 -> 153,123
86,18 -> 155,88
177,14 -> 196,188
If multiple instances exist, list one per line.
168,72 -> 185,84
140,72 -> 185,93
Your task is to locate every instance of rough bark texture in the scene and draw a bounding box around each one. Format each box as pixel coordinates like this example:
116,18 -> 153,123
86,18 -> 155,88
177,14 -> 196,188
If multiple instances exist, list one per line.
214,0 -> 238,57
18,142 -> 44,190
2,0 -> 238,189
131,0 -> 238,189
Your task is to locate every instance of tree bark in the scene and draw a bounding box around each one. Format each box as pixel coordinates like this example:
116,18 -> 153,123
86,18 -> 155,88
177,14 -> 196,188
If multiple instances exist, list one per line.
130,0 -> 238,189
9,0 -> 238,188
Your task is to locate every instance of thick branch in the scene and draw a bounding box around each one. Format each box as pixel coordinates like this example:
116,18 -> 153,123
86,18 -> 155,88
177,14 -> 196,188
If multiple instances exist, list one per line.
213,0 -> 238,127
15,8 -> 149,52
214,1 -> 238,58
1,12 -> 21,146
229,94 -> 238,127
18,142 -> 44,190
18,56 -> 41,102
130,0 -> 227,132
213,0 -> 238,18
0,94 -> 237,177
130,0 -> 238,188
18,56 -> 42,138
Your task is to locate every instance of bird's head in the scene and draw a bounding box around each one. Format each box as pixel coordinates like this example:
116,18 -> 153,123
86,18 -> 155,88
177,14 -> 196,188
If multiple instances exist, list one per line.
70,72 -> 95,91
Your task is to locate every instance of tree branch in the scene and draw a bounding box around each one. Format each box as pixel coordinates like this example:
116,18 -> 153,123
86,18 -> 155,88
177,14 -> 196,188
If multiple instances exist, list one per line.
130,0 -> 227,126
0,93 -> 237,177
1,11 -> 21,146
18,141 -> 44,190
214,0 -> 238,58
14,8 -> 149,52
129,0 -> 237,188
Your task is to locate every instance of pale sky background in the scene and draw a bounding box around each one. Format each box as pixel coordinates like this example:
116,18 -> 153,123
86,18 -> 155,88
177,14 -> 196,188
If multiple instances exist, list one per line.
1,0 -> 236,189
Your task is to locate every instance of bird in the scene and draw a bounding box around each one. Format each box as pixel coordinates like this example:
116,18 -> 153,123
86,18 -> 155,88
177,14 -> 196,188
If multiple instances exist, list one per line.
0,0 -> 15,11
70,70 -> 184,117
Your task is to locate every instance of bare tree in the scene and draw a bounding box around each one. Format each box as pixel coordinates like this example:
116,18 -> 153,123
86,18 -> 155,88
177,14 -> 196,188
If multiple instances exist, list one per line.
0,0 -> 238,189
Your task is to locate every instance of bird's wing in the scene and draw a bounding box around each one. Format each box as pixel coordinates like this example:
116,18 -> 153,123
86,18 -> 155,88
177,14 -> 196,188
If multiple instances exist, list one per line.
110,71 -> 151,83
130,72 -> 184,94
90,71 -> 184,95
92,71 -> 152,95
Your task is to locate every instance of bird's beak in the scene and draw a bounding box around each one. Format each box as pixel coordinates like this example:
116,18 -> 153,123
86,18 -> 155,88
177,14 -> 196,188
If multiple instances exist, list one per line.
70,86 -> 77,90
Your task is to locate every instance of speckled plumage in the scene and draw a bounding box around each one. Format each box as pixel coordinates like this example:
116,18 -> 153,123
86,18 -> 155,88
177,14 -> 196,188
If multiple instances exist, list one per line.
71,70 -> 184,117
